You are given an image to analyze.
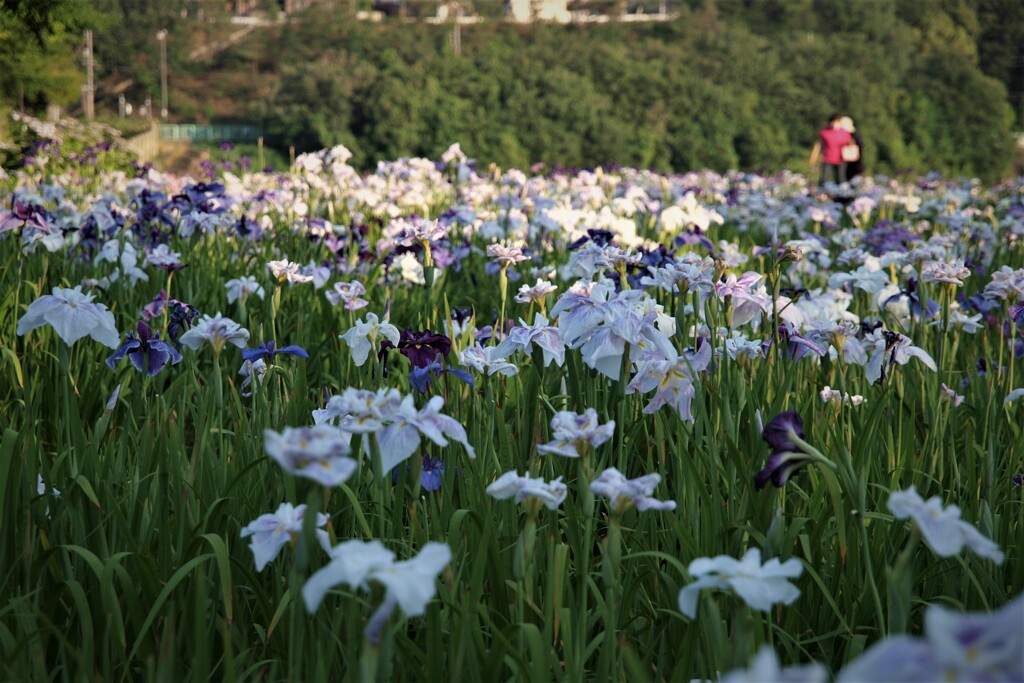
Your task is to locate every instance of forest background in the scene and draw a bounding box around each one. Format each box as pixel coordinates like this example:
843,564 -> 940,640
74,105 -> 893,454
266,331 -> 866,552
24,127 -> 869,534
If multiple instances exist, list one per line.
1,0 -> 1023,182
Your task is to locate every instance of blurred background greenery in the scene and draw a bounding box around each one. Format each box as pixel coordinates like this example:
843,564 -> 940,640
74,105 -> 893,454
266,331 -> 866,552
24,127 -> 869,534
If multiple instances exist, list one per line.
1,0 -> 1022,181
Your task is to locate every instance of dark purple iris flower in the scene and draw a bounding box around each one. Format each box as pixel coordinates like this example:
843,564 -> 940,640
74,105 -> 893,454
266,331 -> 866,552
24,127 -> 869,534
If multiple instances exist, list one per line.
168,181 -> 228,214
627,244 -> 674,288
132,189 -> 172,226
106,321 -> 183,376
232,215 -> 264,240
450,306 -> 474,326
568,228 -> 616,250
394,328 -> 453,368
859,319 -> 884,338
305,217 -> 332,239
391,454 -> 447,492
241,341 -> 309,363
976,356 -> 1001,378
761,410 -> 803,453
167,300 -> 201,348
133,161 -> 154,177
1012,473 -> 1023,488
130,188 -> 175,245
755,410 -> 812,490
639,244 -> 673,269
69,211 -> 121,261
200,159 -> 216,181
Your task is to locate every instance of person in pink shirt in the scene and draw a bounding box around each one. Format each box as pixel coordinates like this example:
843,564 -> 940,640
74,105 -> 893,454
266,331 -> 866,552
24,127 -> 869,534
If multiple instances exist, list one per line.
809,112 -> 854,186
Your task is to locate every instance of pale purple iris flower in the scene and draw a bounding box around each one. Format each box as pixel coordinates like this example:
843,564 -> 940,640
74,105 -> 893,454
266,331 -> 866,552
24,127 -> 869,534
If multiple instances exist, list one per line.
302,540 -> 452,644
551,280 -> 676,380
589,467 -> 676,513
836,592 -> 1024,683
495,314 -> 566,367
263,425 -> 357,487
177,312 -> 250,353
678,548 -> 803,619
486,471 -> 568,510
537,408 -> 615,459
863,329 -> 936,384
325,280 -> 369,310
714,272 -> 772,327
627,341 -> 712,423
887,486 -> 1004,563
17,285 -> 120,348
240,503 -> 330,572
316,389 -> 476,473
717,647 -> 827,683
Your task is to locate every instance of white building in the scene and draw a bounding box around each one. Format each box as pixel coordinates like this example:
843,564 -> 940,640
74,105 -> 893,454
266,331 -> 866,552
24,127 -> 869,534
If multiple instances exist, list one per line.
510,0 -> 570,23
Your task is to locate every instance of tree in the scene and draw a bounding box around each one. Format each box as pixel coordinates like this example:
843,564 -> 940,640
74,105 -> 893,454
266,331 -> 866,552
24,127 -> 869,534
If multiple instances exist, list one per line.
0,0 -> 100,112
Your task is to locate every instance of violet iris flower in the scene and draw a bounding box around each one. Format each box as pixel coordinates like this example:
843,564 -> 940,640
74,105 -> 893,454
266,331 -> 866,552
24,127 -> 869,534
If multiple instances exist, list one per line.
130,188 -> 175,244
966,293 -> 1002,314
862,220 -> 918,256
185,180 -> 227,208
242,341 -> 310,364
1009,303 -> 1024,326
408,360 -> 473,393
106,321 -> 183,376
391,454 -> 447,492
0,200 -> 51,235
142,290 -> 169,320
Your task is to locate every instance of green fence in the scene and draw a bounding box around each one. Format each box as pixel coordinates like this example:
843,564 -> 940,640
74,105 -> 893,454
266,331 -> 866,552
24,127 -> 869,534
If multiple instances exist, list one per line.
159,123 -> 264,143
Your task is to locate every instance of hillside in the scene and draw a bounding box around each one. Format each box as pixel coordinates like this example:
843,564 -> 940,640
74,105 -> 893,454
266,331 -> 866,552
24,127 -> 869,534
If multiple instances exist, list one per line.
3,0 -> 1023,180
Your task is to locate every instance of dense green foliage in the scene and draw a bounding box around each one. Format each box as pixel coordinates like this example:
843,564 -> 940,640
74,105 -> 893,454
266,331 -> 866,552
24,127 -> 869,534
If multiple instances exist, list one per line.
0,0 -> 96,113
242,0 -> 1022,180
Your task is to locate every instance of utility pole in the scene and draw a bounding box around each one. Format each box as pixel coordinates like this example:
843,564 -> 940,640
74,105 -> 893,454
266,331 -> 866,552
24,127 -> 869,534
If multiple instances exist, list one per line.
82,30 -> 95,121
156,30 -> 169,121
452,3 -> 461,55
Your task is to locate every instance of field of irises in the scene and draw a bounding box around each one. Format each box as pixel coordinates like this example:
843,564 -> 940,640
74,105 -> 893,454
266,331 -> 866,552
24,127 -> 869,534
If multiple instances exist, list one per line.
1,129 -> 1023,682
